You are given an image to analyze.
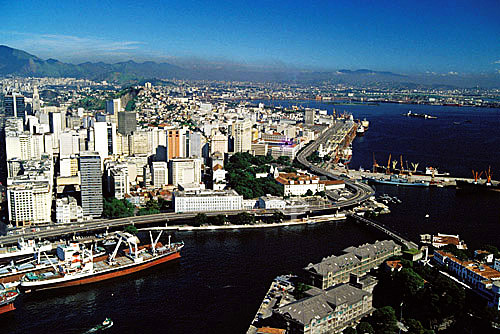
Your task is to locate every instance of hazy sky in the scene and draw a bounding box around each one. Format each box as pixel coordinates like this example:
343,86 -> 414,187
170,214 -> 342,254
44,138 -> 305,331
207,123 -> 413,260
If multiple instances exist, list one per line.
1,0 -> 499,73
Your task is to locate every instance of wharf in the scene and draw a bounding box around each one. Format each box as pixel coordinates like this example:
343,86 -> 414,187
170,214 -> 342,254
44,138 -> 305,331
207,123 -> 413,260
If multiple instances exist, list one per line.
323,168 -> 475,187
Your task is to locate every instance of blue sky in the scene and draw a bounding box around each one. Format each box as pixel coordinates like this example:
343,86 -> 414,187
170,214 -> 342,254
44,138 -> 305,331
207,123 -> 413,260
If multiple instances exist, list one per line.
1,0 -> 499,74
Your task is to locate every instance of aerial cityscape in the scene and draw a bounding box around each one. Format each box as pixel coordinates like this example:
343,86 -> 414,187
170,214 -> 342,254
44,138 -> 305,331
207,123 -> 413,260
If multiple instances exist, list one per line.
0,1 -> 500,334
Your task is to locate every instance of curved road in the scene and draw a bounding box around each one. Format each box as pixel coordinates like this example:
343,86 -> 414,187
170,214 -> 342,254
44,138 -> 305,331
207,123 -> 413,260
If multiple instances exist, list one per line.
296,122 -> 375,207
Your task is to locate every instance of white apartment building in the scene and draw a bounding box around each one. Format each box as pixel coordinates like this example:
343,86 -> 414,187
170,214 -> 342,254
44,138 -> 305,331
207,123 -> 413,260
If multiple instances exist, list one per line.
56,197 -> 83,224
109,165 -> 130,199
152,161 -> 169,188
210,132 -> 228,155
169,158 -> 202,187
173,189 -> 243,213
59,131 -> 80,158
233,119 -> 253,153
7,182 -> 52,226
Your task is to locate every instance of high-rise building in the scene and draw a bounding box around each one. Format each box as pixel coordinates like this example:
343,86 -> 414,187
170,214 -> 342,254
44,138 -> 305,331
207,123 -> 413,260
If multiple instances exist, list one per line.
152,161 -> 169,188
117,111 -> 136,136
169,158 -> 202,187
210,132 -> 228,155
188,131 -> 202,158
32,87 -> 41,113
166,128 -> 186,160
107,165 -> 130,199
106,99 -> 121,115
234,119 -> 253,153
59,131 -> 80,158
93,122 -> 116,166
49,111 -> 64,149
79,152 -> 103,217
4,93 -> 25,119
304,109 -> 315,126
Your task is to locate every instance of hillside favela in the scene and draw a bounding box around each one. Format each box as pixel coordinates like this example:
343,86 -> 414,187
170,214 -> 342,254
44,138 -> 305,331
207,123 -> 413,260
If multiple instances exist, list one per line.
1,2 -> 500,334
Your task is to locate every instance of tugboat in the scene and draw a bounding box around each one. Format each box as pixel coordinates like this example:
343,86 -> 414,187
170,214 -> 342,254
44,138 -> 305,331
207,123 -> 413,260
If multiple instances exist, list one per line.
21,231 -> 184,292
0,283 -> 19,315
84,318 -> 113,333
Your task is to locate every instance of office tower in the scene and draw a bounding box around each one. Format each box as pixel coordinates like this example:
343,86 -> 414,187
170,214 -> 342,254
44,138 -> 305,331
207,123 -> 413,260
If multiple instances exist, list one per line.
166,128 -> 186,160
188,131 -> 202,158
152,161 -> 169,188
304,109 -> 315,125
32,87 -> 41,113
234,119 -> 252,153
107,165 -> 130,199
7,182 -> 51,226
79,152 -> 103,217
106,98 -> 121,115
93,122 -> 116,165
59,131 -> 80,158
169,158 -> 202,187
117,111 -> 137,136
4,93 -> 25,119
49,111 -> 64,149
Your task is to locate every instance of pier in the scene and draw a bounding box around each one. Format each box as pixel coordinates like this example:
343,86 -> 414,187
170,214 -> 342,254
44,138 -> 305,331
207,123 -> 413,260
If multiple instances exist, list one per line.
349,213 -> 418,249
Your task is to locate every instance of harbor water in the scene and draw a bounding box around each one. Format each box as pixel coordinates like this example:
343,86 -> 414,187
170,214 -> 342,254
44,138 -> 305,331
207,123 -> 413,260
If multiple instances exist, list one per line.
1,102 -> 500,333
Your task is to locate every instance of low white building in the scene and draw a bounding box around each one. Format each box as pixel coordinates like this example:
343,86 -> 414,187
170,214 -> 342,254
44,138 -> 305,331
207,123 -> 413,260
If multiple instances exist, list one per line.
173,189 -> 242,213
56,197 -> 83,224
275,172 -> 325,196
259,195 -> 286,209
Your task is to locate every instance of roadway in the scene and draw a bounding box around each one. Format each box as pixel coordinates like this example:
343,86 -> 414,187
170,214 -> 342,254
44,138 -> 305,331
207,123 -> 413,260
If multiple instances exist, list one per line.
296,121 -> 375,207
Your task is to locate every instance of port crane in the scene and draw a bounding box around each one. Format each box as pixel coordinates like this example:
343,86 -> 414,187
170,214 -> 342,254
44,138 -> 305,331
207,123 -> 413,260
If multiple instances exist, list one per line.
372,153 -> 379,173
486,166 -> 492,185
386,154 -> 392,174
472,170 -> 483,183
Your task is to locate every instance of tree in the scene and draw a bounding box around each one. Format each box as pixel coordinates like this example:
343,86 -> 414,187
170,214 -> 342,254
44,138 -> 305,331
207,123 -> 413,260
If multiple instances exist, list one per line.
212,214 -> 227,226
234,212 -> 255,225
137,199 -> 161,216
195,213 -> 208,226
406,319 -> 425,334
271,211 -> 285,223
277,155 -> 291,166
304,189 -> 313,197
367,306 -> 399,334
124,224 -> 138,235
343,327 -> 356,334
102,198 -> 135,218
397,268 -> 424,296
357,322 -> 374,334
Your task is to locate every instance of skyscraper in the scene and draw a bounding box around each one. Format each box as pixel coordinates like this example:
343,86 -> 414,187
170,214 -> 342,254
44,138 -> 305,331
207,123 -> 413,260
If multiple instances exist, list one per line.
152,161 -> 169,188
79,152 -> 103,217
169,158 -> 202,187
118,111 -> 137,136
106,98 -> 121,115
304,109 -> 315,126
166,128 -> 186,160
234,119 -> 252,153
93,121 -> 116,166
4,93 -> 25,119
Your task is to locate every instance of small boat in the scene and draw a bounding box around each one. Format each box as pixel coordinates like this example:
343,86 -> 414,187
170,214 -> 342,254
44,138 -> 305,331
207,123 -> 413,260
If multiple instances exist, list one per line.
0,283 -> 19,315
84,318 -> 113,333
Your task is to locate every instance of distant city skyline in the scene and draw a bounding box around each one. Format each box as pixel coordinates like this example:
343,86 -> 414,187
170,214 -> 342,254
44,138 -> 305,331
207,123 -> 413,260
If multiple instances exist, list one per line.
1,0 -> 500,74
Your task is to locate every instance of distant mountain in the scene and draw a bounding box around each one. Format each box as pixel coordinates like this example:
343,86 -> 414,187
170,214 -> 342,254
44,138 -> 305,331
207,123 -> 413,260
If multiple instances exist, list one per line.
0,45 -> 498,88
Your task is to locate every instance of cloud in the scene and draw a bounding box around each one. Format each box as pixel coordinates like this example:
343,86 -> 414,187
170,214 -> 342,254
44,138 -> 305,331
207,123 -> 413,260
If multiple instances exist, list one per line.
0,31 -> 147,62
494,60 -> 500,64
448,71 -> 458,75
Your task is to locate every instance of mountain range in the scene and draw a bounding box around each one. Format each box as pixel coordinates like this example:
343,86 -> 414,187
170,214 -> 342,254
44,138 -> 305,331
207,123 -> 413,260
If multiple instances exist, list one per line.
0,45 -> 498,88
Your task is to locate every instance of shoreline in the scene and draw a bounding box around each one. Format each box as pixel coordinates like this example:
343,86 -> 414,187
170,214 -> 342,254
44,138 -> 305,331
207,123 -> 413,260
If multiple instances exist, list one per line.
138,214 -> 347,232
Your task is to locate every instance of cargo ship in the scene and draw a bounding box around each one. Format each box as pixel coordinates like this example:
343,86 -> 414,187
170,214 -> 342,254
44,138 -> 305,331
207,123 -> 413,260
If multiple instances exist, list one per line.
363,175 -> 430,187
21,232 -> 183,292
0,283 -> 19,315
405,110 -> 437,119
0,238 -> 53,261
0,255 -> 58,286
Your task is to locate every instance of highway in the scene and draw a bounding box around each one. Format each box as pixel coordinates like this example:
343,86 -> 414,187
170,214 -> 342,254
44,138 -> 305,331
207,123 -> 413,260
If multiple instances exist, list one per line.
296,121 -> 375,207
